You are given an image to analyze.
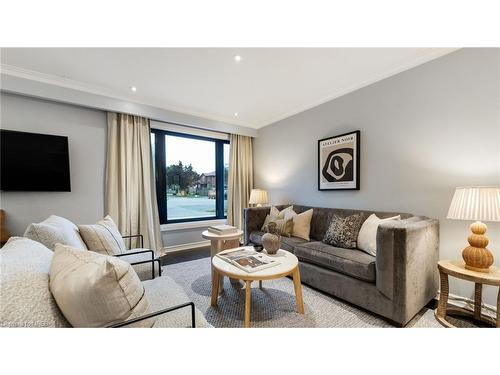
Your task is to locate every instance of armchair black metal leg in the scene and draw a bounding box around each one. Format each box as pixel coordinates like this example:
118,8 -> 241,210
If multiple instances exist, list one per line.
191,302 -> 196,328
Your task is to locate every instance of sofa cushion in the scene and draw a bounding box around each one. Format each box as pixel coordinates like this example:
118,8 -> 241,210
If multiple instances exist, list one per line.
78,215 -> 126,256
143,275 -> 211,328
294,241 -> 376,282
0,237 -> 70,327
49,244 -> 153,327
24,215 -> 88,251
249,231 -> 309,253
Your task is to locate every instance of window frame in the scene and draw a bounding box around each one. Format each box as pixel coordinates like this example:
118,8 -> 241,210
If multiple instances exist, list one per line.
151,128 -> 229,224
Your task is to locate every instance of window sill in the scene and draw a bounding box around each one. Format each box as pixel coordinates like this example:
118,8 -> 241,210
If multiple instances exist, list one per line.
160,218 -> 227,232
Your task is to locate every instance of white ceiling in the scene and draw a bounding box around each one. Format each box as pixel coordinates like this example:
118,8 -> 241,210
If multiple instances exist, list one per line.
0,48 -> 456,129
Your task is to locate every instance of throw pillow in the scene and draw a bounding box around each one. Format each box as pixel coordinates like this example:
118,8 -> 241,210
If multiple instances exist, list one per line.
49,243 -> 153,328
262,218 -> 294,237
289,208 -> 314,241
24,215 -> 88,251
357,214 -> 401,256
78,215 -> 126,255
261,205 -> 294,231
323,213 -> 365,249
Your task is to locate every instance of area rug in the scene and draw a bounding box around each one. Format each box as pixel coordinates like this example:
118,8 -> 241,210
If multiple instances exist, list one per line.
164,257 -> 446,328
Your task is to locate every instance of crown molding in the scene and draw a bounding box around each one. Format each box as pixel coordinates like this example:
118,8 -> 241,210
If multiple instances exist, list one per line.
0,68 -> 258,137
0,63 -> 257,130
257,48 -> 460,129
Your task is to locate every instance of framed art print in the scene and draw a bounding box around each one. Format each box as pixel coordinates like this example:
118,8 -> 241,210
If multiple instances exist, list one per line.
318,130 -> 360,190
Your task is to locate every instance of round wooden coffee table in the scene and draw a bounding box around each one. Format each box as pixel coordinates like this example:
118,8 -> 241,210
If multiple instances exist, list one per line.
211,247 -> 304,328
435,260 -> 500,328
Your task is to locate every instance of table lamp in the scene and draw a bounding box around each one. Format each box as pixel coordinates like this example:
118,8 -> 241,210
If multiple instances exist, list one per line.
249,189 -> 269,207
447,186 -> 500,272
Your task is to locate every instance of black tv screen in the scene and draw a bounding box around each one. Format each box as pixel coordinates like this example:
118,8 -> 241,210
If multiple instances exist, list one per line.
1,130 -> 71,191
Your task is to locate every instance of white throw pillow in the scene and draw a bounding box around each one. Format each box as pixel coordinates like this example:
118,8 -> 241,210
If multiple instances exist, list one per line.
357,214 -> 401,256
288,209 -> 314,241
24,215 -> 88,251
78,215 -> 126,255
49,244 -> 153,328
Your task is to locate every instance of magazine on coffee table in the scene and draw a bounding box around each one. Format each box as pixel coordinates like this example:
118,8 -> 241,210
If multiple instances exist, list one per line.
216,248 -> 280,273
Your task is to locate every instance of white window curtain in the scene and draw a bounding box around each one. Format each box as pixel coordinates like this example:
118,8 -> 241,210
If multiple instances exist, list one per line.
227,134 -> 254,230
105,112 -> 162,252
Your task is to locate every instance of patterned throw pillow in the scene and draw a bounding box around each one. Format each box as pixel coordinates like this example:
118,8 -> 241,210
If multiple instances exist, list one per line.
262,218 -> 293,237
323,213 -> 365,249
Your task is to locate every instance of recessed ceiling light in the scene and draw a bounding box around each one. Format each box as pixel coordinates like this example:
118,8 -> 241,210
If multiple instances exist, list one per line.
234,112 -> 239,117
233,55 -> 242,62
130,86 -> 137,92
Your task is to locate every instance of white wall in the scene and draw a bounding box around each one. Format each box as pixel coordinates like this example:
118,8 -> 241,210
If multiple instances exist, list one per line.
1,93 -> 107,235
254,48 -> 500,306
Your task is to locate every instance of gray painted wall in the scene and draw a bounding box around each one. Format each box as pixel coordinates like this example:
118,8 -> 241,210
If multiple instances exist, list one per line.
254,48 -> 500,306
0,93 -> 207,248
1,93 -> 107,235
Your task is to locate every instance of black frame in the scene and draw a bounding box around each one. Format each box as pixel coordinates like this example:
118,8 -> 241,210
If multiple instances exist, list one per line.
107,302 -> 196,328
151,129 -> 229,224
318,130 -> 360,191
115,234 -> 161,279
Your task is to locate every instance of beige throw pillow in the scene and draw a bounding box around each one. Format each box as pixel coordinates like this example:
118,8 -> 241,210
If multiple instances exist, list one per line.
49,244 -> 153,328
289,209 -> 314,241
262,218 -> 294,237
357,214 -> 401,256
261,206 -> 294,231
78,215 -> 126,255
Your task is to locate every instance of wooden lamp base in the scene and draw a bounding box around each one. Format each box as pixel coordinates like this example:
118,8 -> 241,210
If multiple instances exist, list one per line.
462,221 -> 494,273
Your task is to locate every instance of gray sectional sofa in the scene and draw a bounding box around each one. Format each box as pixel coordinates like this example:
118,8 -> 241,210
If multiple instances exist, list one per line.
244,205 -> 439,326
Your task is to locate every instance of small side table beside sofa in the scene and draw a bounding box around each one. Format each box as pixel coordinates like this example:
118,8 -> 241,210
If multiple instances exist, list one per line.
435,260 -> 500,328
202,229 -> 244,293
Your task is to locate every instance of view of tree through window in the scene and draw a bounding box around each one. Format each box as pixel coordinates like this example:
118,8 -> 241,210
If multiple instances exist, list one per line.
165,135 -> 215,220
151,129 -> 229,223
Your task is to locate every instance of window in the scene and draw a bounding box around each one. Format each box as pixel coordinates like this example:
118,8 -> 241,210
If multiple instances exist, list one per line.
151,129 -> 230,224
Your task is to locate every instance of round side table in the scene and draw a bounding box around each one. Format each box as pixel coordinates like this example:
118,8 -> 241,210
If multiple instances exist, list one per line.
435,260 -> 500,328
202,229 -> 244,293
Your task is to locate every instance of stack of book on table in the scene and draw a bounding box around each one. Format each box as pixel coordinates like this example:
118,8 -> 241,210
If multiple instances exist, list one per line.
216,247 -> 280,273
207,224 -> 238,235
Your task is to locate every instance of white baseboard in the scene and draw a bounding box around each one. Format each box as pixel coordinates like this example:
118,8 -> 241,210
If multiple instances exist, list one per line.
438,291 -> 497,319
160,240 -> 210,254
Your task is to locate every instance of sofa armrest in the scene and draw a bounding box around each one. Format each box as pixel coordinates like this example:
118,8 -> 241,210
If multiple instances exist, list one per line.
243,206 -> 271,245
376,217 -> 439,323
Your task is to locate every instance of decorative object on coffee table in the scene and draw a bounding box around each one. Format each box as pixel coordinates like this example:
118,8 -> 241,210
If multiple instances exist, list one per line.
435,260 -> 500,328
318,130 -> 360,190
249,188 -> 268,207
447,186 -> 500,272
261,222 -> 281,255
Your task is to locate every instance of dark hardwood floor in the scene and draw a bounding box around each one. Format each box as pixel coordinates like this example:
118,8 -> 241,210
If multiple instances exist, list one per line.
160,246 -> 210,265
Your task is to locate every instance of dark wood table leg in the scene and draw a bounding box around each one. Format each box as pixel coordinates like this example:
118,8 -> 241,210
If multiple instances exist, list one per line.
474,283 -> 482,321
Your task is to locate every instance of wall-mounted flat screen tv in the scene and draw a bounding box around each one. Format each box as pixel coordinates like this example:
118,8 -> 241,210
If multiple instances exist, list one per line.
1,130 -> 71,191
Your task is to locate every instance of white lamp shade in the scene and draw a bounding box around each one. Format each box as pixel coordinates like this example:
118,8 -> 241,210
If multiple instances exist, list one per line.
249,189 -> 269,205
447,186 -> 500,222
